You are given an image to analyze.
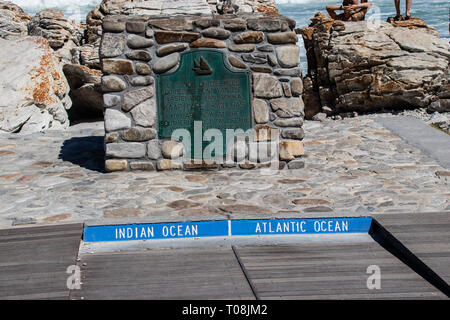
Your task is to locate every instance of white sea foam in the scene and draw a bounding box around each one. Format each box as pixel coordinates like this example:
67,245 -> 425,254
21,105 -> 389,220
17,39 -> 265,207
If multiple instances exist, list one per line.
12,0 -> 98,9
9,0 -> 448,74
11,0 -> 99,21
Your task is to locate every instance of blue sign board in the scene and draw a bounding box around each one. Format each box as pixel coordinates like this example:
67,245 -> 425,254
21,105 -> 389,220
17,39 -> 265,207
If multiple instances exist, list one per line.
83,217 -> 373,243
84,220 -> 229,242
230,217 -> 373,236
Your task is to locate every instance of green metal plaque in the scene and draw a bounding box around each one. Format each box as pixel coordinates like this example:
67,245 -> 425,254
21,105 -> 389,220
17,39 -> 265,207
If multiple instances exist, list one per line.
156,50 -> 252,159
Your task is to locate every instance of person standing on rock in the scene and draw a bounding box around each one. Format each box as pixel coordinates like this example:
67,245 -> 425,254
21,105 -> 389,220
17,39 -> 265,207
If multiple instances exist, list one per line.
394,0 -> 412,20
326,0 -> 373,22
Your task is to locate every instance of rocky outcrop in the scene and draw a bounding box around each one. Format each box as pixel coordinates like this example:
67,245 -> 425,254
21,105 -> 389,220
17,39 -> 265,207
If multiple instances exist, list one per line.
28,9 -> 84,65
0,37 -> 71,133
0,1 -> 31,39
25,8 -> 105,121
0,1 -> 282,131
299,14 -> 450,118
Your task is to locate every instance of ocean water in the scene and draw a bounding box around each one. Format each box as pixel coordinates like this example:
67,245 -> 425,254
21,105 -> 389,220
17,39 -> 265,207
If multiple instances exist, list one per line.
11,0 -> 449,73
11,0 -> 99,21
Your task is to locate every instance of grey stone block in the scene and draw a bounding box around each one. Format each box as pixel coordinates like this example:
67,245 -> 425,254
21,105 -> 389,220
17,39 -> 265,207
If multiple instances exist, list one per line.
106,142 -> 146,159
104,109 -> 131,132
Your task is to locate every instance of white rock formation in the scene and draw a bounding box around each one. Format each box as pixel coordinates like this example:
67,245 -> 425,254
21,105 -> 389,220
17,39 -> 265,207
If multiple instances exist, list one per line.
0,36 -> 71,133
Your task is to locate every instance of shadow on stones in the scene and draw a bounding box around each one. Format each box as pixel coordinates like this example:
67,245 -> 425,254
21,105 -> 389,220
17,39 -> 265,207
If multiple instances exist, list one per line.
59,136 -> 105,173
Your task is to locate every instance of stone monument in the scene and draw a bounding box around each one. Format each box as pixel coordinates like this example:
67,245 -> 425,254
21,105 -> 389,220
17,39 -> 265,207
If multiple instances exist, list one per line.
100,2 -> 305,172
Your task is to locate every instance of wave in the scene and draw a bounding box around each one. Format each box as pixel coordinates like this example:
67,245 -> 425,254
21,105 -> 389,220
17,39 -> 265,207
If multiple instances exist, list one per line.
12,0 -> 99,8
10,0 -> 98,22
276,0 -> 317,3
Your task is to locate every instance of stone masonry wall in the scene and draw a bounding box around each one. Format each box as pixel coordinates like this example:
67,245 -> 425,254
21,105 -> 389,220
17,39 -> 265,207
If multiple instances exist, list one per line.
100,14 -> 305,172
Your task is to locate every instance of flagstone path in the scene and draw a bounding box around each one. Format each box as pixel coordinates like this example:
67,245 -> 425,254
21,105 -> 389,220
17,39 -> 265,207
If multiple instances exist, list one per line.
0,116 -> 448,228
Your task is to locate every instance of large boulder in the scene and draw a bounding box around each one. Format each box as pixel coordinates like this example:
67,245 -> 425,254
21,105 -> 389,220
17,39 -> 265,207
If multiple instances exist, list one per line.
28,9 -> 84,65
63,64 -> 103,120
299,14 -> 450,117
0,1 -> 31,39
0,36 -> 71,133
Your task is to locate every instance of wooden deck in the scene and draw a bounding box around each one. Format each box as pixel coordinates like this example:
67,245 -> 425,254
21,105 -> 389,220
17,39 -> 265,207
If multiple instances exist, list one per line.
234,241 -> 445,300
0,223 -> 83,300
373,212 -> 450,295
0,212 -> 448,300
69,247 -> 255,300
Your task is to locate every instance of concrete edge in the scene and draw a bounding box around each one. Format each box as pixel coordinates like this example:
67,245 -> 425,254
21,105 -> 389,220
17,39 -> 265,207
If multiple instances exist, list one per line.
80,233 -> 374,254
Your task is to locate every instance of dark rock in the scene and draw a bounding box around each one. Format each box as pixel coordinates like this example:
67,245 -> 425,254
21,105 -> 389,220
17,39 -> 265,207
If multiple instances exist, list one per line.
129,76 -> 154,86
130,161 -> 156,171
287,160 -> 305,169
229,44 -> 256,53
233,31 -> 264,44
247,18 -> 283,32
152,53 -> 180,74
201,27 -> 231,39
273,68 -> 302,77
135,62 -> 151,75
126,20 -> 146,33
102,19 -> 125,32
121,127 -> 157,141
194,18 -> 220,29
100,33 -> 126,58
267,32 -> 298,44
123,87 -> 154,112
156,43 -> 188,57
291,78 -> 303,96
127,34 -> 154,49
257,44 -> 274,52
126,50 -> 152,61
228,55 -> 247,69
148,18 -> 194,31
102,75 -> 127,92
282,128 -> 305,139
190,38 -> 227,48
155,30 -> 200,44
103,59 -> 134,75
223,18 -> 247,31
250,66 -> 273,73
242,53 -> 267,64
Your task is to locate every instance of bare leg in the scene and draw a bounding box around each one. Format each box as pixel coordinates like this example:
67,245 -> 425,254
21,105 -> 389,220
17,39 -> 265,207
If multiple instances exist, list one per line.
405,0 -> 412,17
394,0 -> 401,16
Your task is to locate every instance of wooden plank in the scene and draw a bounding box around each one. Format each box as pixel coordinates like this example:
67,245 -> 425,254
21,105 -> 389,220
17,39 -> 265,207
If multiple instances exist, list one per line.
0,223 -> 83,238
235,241 -> 446,300
70,247 -> 255,300
374,212 -> 450,286
0,224 -> 83,300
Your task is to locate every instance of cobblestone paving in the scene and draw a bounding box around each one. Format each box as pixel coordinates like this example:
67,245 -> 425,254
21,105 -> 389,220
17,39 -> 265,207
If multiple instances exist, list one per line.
0,117 -> 449,228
